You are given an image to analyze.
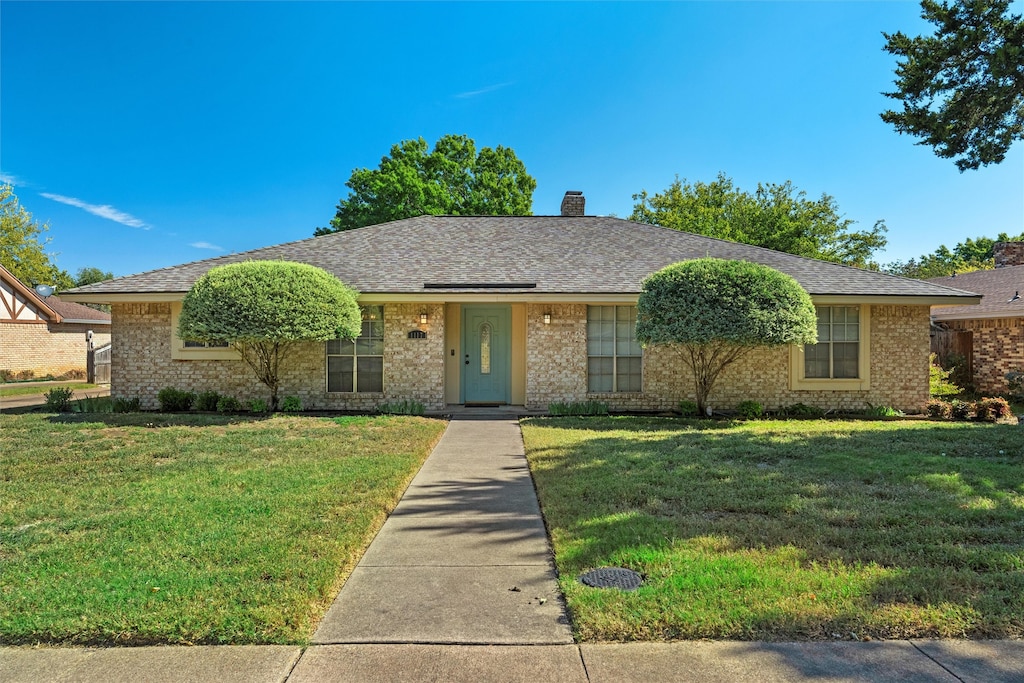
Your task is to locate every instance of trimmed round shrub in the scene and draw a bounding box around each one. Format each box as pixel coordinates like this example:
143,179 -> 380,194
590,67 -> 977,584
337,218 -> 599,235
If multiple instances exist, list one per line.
157,387 -> 196,412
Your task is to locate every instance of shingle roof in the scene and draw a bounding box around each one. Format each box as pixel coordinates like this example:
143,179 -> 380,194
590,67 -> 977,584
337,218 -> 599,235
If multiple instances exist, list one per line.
66,215 -> 979,300
928,266 -> 1024,320
47,297 -> 112,323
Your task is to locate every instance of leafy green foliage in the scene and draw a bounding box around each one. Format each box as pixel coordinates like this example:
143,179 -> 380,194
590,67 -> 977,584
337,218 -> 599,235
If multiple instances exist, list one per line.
249,399 -> 269,414
882,0 -> 1024,171
864,404 -> 905,418
780,402 -> 826,419
316,134 -> 537,234
216,396 -> 243,413
885,232 -> 1024,278
735,400 -> 764,419
157,387 -> 196,412
112,396 -> 141,413
179,261 -> 361,410
930,354 -> 962,397
547,401 -> 609,416
0,184 -> 72,290
280,396 -> 302,412
195,391 -> 222,412
678,400 -> 700,417
630,174 -> 888,267
377,399 -> 426,416
637,259 -> 817,415
73,267 -> 114,286
43,387 -> 75,412
951,399 -> 976,420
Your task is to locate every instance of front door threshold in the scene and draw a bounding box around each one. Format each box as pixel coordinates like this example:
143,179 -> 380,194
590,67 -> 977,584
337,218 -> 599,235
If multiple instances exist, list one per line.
464,402 -> 504,408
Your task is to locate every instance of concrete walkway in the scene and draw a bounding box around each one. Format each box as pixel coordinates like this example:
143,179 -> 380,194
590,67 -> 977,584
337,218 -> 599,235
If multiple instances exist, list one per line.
3,417 -> 1023,682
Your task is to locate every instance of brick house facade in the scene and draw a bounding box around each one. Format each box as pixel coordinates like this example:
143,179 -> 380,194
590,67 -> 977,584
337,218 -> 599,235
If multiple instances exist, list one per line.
68,195 -> 977,413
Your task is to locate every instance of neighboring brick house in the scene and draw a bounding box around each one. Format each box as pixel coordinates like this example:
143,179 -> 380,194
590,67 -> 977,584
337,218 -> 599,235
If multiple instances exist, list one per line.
928,242 -> 1024,395
1,264 -> 111,379
65,192 -> 977,413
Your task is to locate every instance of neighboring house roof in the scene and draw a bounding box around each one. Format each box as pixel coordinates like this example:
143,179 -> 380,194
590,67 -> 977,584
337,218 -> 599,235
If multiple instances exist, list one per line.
1,263 -> 112,325
65,216 -> 979,302
928,266 -> 1024,321
47,297 -> 112,325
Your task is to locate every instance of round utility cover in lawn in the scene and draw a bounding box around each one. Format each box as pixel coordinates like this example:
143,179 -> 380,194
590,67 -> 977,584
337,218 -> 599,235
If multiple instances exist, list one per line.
579,567 -> 644,590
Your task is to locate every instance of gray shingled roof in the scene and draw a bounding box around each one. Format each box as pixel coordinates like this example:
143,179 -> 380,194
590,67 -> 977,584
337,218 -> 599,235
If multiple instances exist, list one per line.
928,266 -> 1024,320
66,215 -> 980,299
47,297 -> 112,323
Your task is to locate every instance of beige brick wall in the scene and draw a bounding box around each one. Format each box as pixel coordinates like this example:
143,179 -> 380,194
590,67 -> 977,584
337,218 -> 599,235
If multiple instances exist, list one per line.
942,317 -> 1024,395
1,322 -> 110,377
524,303 -> 932,414
112,302 -> 445,411
112,301 -> 932,414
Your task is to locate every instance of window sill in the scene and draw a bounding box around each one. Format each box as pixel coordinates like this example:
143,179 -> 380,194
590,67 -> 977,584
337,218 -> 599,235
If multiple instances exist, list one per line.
790,378 -> 870,392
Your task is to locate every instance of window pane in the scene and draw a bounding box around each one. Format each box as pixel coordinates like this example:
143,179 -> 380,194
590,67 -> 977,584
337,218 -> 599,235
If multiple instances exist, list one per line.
328,356 -> 353,393
804,342 -> 830,378
588,357 -> 613,393
356,357 -> 383,392
356,338 -> 383,356
480,323 -> 491,375
617,356 -> 642,392
833,343 -> 859,378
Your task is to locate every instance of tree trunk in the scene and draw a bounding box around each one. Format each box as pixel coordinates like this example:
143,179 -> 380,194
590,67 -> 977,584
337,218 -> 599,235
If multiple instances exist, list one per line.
682,343 -> 749,416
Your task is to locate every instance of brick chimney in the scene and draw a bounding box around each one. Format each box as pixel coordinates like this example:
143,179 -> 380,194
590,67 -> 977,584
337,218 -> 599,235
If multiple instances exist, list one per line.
560,190 -> 585,217
993,241 -> 1024,267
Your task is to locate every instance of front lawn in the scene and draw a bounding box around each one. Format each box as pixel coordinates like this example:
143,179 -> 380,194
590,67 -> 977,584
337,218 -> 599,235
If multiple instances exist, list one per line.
0,382 -> 97,398
521,416 -> 1024,641
0,412 -> 446,646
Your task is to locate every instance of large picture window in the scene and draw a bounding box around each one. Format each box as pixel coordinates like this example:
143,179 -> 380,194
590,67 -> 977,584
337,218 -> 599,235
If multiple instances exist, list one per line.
587,305 -> 642,392
805,306 -> 860,379
327,305 -> 383,393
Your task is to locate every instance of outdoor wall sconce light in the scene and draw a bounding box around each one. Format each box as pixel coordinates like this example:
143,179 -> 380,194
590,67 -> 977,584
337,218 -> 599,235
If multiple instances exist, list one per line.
543,312 -> 552,325
420,312 -> 428,324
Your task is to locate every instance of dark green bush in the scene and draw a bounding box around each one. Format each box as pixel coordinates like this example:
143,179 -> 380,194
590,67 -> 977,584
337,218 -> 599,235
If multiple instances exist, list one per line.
378,399 -> 425,416
735,400 -> 763,419
44,387 -> 75,412
157,387 -> 196,412
249,398 -> 269,413
678,400 -> 699,417
780,402 -> 825,419
195,390 -> 221,412
216,396 -> 243,413
548,401 -> 608,417
950,399 -> 975,421
281,396 -> 302,412
112,396 -> 141,413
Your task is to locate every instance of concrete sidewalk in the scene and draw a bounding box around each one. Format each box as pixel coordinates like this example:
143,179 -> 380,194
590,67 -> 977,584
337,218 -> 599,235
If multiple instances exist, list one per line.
310,417 -> 572,646
3,417 -> 1022,682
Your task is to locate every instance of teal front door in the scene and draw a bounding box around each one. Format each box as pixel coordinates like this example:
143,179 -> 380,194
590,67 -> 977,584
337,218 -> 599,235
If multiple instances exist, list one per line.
462,305 -> 511,404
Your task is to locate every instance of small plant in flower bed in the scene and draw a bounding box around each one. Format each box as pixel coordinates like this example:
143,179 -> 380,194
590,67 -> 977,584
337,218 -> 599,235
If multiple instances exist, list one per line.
43,387 -> 75,412
216,396 -> 243,413
975,397 -> 1012,422
864,404 -> 904,418
280,396 -> 302,412
157,387 -> 196,412
950,399 -> 975,421
249,398 -> 269,414
112,396 -> 141,413
678,400 -> 700,417
378,399 -> 425,416
735,400 -> 763,419
926,399 -> 953,419
195,390 -> 221,412
779,402 -> 825,419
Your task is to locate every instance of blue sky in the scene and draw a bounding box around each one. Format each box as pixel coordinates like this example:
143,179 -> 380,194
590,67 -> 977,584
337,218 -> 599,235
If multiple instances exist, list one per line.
2,1 -> 1021,280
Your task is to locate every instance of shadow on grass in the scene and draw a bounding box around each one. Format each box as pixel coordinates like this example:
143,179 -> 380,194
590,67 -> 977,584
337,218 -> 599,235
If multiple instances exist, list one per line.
522,416 -> 1024,639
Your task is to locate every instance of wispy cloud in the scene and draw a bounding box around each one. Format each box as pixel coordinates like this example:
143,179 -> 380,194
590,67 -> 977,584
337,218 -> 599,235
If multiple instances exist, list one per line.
455,81 -> 513,99
39,192 -> 149,229
0,171 -> 24,186
190,241 -> 223,251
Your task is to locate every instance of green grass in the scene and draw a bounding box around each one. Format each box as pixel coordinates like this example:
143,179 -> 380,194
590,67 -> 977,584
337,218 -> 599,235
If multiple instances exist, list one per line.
0,382 -> 97,398
0,412 -> 446,646
521,416 -> 1024,642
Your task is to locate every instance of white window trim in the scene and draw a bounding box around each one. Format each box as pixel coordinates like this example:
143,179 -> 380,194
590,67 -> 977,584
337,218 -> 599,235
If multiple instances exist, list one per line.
586,304 -> 643,394
325,305 -> 384,394
789,304 -> 870,391
169,302 -> 241,361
